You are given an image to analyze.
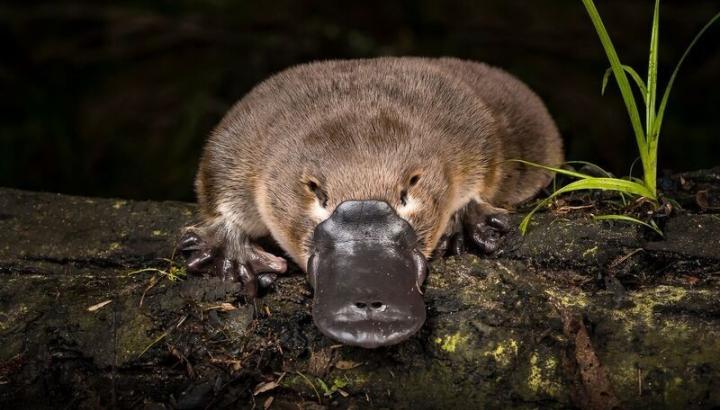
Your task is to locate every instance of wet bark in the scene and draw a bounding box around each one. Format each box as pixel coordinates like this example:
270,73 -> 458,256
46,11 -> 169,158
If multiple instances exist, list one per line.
1,170 -> 719,409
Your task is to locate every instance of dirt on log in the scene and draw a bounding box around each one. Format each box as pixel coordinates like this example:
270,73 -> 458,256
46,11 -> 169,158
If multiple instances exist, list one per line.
1,169 -> 719,409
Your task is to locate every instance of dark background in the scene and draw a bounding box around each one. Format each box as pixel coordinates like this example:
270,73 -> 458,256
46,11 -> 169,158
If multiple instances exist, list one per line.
1,0 -> 718,201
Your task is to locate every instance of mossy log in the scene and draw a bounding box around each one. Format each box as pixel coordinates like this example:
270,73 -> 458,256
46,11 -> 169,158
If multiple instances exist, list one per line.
1,176 -> 719,409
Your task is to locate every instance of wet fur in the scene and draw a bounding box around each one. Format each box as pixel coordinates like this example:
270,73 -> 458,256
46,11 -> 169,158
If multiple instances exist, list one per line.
193,57 -> 563,268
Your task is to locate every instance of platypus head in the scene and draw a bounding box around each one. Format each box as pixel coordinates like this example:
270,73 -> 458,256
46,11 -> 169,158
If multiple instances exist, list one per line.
258,111 -> 458,348
307,200 -> 428,348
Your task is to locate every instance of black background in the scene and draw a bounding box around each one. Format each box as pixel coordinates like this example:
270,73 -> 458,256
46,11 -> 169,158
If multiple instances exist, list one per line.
1,0 -> 718,201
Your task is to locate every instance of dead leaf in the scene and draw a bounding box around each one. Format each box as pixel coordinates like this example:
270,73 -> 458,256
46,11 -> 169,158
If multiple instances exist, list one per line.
209,356 -> 242,371
87,300 -> 112,312
254,381 -> 279,396
696,189 -> 720,210
679,175 -> 688,189
263,396 -> 274,409
205,303 -> 237,312
335,360 -> 363,370
684,275 -> 700,286
696,190 -> 710,210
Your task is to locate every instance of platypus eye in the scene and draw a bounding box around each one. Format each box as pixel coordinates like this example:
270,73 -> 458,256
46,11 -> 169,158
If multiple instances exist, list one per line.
306,180 -> 328,208
400,174 -> 421,206
409,174 -> 420,187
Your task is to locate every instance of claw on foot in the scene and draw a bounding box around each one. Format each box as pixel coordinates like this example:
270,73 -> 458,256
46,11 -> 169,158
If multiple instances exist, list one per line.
186,249 -> 215,273
436,200 -> 512,257
464,205 -> 510,254
237,263 -> 258,298
177,229 -> 287,298
177,232 -> 203,252
247,245 -> 288,276
449,232 -> 465,255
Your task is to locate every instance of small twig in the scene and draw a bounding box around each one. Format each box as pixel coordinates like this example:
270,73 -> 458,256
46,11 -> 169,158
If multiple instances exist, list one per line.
136,314 -> 188,359
295,371 -> 321,403
136,331 -> 169,360
87,300 -> 112,312
554,204 -> 596,214
138,275 -> 158,307
558,309 -> 621,410
609,248 -> 644,268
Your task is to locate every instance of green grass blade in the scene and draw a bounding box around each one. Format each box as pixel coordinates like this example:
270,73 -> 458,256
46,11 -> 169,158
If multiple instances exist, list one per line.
316,378 -> 331,395
519,177 -> 656,234
594,214 -> 664,236
601,65 -> 648,100
643,0 -> 661,196
654,10 -> 720,141
646,0 -> 660,140
565,161 -> 631,203
554,177 -> 656,198
519,196 -> 553,235
581,0 -> 648,179
508,160 -> 625,207
565,160 -> 614,177
506,159 -> 593,179
650,10 -> 719,195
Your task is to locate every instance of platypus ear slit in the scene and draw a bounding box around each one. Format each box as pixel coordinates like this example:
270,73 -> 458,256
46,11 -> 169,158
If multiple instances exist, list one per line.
400,189 -> 408,206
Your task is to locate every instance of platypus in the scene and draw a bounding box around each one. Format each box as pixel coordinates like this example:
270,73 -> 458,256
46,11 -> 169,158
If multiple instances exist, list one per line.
178,57 -> 563,348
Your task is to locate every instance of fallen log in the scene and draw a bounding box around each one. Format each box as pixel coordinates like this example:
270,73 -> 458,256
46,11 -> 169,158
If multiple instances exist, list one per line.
1,170 -> 719,409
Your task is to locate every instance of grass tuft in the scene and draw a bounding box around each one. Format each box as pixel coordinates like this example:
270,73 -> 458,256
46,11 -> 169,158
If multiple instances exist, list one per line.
518,1 -> 719,235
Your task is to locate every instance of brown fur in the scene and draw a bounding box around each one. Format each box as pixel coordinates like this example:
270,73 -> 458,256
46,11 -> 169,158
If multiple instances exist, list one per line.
192,57 -> 563,268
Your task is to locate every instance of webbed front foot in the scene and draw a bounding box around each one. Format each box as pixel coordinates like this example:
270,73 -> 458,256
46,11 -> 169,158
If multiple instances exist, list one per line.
177,228 -> 287,298
434,200 -> 511,257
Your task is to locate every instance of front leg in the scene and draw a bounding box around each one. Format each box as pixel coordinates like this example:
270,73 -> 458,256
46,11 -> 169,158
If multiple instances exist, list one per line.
177,222 -> 287,298
434,200 -> 511,257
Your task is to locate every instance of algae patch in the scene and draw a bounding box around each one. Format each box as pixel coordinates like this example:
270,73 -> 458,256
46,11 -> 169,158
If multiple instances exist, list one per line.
527,352 -> 561,397
599,286 -> 720,407
434,332 -> 468,353
613,285 -> 691,326
483,339 -> 519,367
544,287 -> 589,309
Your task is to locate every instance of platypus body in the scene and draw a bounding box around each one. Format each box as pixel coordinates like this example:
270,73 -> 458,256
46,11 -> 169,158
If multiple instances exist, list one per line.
179,57 -> 563,348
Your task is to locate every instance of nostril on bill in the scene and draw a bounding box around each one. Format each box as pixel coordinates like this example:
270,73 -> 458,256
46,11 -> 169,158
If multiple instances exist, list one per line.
354,301 -> 386,311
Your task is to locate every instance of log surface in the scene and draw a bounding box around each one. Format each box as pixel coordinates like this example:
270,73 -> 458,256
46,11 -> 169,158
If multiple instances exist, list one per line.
1,178 -> 719,409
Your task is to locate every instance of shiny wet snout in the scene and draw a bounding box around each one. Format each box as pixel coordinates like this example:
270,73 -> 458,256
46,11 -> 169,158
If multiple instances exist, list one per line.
308,200 -> 428,348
